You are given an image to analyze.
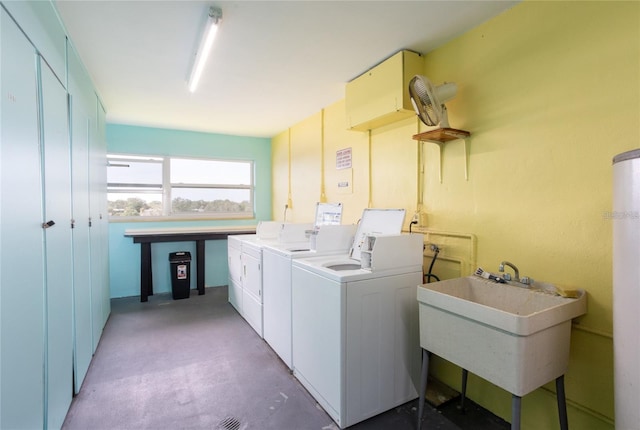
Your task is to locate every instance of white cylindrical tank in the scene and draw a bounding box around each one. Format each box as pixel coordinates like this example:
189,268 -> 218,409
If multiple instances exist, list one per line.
612,149 -> 640,429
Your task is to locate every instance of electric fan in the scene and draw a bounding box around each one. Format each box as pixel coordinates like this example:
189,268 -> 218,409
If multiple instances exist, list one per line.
408,75 -> 457,128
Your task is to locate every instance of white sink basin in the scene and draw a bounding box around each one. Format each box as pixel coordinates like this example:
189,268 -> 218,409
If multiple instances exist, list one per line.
417,276 -> 587,396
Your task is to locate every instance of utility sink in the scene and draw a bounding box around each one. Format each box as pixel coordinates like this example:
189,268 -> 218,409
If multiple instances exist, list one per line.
417,276 -> 587,396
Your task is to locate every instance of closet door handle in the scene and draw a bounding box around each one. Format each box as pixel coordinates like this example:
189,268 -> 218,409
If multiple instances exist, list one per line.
42,220 -> 55,229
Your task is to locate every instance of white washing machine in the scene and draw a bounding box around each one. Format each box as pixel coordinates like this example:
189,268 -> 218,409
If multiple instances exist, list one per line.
262,223 -> 356,369
291,209 -> 424,428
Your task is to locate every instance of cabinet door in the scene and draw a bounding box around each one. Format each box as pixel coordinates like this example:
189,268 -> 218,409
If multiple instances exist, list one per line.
1,0 -> 66,79
96,101 -> 110,329
241,251 -> 262,336
89,99 -> 109,351
345,50 -> 422,131
39,56 -> 73,430
228,241 -> 242,285
228,278 -> 242,314
242,251 -> 262,299
228,240 -> 243,314
0,10 -> 46,429
67,41 -> 94,394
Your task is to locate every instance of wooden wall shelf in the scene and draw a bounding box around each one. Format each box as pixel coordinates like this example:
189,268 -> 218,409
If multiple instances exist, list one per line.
413,128 -> 470,144
412,128 -> 471,182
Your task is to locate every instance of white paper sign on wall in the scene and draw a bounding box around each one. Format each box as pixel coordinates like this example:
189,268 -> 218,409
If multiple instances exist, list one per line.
336,147 -> 352,170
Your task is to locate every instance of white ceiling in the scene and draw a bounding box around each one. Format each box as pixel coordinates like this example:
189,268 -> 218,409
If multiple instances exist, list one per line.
54,0 -> 518,138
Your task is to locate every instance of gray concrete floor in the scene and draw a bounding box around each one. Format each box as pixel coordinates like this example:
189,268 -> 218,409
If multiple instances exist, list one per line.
63,286 -> 508,430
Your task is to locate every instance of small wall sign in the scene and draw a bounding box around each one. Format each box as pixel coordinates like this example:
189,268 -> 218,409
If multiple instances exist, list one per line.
336,168 -> 353,194
336,147 -> 352,170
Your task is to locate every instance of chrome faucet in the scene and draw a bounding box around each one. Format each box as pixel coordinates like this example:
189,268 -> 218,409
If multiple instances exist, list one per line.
498,261 -> 520,282
498,261 -> 533,285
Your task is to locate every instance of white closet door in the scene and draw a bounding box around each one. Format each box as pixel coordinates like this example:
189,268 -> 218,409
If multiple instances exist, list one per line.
89,99 -> 108,351
0,10 -> 46,429
68,42 -> 94,393
39,57 -> 73,430
96,101 -> 110,328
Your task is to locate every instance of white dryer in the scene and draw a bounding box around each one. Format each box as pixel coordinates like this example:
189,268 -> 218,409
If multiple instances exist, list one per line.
227,222 -> 311,338
291,209 -> 424,428
228,223 -> 283,314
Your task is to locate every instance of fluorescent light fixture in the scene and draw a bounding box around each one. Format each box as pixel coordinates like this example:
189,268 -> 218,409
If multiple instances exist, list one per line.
188,6 -> 222,93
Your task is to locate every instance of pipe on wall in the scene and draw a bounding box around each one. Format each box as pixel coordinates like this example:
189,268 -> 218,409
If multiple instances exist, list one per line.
287,127 -> 293,209
416,118 -> 425,223
367,130 -> 373,208
319,109 -> 327,203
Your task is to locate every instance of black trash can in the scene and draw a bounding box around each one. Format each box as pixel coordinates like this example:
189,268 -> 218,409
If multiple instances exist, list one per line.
169,251 -> 191,300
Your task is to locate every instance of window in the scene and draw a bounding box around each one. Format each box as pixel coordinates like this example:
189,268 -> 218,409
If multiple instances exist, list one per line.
107,154 -> 254,219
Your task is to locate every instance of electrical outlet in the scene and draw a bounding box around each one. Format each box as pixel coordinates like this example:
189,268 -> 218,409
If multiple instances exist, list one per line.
411,211 -> 428,226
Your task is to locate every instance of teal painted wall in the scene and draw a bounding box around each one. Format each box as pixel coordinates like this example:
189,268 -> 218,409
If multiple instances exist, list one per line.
107,124 -> 271,298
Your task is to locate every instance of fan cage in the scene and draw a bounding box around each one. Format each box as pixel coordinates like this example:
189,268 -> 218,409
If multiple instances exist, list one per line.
409,76 -> 441,127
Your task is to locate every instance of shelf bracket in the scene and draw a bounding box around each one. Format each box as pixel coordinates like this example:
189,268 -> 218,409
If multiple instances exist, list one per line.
463,138 -> 469,181
412,128 -> 471,183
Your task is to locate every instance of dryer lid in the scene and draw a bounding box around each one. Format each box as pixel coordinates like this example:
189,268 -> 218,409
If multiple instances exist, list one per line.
314,202 -> 343,227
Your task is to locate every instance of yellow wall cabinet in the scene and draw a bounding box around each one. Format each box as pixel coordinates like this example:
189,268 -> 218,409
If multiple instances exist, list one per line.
345,50 -> 423,131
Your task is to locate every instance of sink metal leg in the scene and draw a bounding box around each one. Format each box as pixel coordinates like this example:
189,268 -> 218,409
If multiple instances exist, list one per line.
511,395 -> 521,430
556,375 -> 569,430
417,348 -> 430,430
460,368 -> 468,413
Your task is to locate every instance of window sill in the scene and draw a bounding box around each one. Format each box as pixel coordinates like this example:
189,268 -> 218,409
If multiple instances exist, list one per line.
108,213 -> 255,223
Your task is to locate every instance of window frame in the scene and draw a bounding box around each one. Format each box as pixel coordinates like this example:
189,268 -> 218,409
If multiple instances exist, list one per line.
107,153 -> 255,221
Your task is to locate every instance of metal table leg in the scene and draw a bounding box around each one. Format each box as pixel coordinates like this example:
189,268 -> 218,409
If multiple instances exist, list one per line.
460,368 -> 468,412
140,242 -> 152,302
196,239 -> 205,295
511,395 -> 521,430
556,375 -> 569,430
417,349 -> 430,429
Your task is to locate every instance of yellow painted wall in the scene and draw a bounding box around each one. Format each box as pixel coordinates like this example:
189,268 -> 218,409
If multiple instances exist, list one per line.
322,101 -> 370,222
273,101 -> 382,225
271,1 -> 639,428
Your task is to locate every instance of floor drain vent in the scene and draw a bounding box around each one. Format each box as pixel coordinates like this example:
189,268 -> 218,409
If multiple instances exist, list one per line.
218,416 -> 241,430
